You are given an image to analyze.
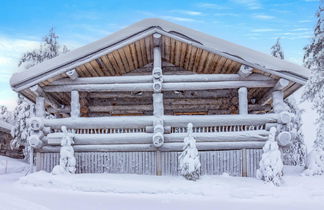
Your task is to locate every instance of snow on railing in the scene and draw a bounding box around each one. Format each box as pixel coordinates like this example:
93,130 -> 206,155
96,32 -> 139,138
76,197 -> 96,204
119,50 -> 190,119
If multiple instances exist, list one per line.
171,124 -> 266,133
53,128 -> 146,134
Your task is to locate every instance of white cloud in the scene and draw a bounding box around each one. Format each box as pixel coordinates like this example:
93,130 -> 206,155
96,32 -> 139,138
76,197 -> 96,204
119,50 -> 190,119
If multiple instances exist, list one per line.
251,28 -> 279,32
169,10 -> 203,16
160,16 -> 201,23
0,36 -> 40,109
231,0 -> 262,10
197,3 -> 229,9
252,14 -> 275,20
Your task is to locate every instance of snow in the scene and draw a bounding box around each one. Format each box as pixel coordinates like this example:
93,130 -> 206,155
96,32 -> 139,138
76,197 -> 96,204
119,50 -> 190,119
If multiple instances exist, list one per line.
179,123 -> 201,180
0,155 -> 27,174
256,127 -> 284,186
0,154 -> 323,210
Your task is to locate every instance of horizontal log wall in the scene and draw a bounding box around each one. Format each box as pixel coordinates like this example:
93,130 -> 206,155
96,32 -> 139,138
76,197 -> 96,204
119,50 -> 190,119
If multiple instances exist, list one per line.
36,149 -> 262,177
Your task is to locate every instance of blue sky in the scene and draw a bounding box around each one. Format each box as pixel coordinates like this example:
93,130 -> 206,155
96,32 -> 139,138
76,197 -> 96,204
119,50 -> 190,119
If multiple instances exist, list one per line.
0,0 -> 320,145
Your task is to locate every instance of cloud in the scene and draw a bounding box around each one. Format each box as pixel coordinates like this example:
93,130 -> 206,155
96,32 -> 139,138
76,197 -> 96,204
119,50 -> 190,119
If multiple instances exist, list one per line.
213,13 -> 239,17
231,0 -> 262,10
0,36 -> 40,109
160,16 -> 201,23
251,28 -> 279,32
196,3 -> 230,9
252,14 -> 275,20
169,10 -> 204,16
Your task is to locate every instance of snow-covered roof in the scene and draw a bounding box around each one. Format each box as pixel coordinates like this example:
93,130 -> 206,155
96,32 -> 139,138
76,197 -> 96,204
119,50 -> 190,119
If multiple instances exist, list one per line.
10,18 -> 309,91
0,121 -> 12,134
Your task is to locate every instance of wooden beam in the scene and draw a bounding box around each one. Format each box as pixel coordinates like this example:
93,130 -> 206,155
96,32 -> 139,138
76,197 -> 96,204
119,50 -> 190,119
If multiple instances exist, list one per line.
35,96 -> 45,118
30,85 -> 62,110
71,90 -> 80,118
43,113 -> 282,129
41,141 -> 265,152
43,80 -> 276,92
50,74 -> 272,86
238,87 -> 248,115
153,33 -> 161,47
66,69 -> 79,80
238,65 -> 253,78
46,130 -> 268,145
274,78 -> 289,90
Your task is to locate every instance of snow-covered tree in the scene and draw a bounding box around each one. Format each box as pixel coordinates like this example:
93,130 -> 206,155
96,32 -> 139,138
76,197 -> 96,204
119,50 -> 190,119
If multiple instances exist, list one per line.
10,95 -> 35,160
179,123 -> 201,181
302,0 -> 324,175
256,127 -> 284,186
271,38 -> 284,59
18,27 -> 69,70
282,97 -> 307,166
303,120 -> 324,176
52,126 -> 76,175
0,105 -> 13,124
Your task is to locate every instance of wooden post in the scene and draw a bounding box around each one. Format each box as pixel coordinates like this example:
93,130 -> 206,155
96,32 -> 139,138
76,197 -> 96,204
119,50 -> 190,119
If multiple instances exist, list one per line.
71,90 -> 80,118
272,90 -> 285,113
35,96 -> 45,117
242,148 -> 247,177
238,87 -> 248,115
153,33 -> 163,176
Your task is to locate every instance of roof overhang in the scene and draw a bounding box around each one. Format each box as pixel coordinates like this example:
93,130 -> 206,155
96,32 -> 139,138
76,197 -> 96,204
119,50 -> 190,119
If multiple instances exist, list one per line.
10,18 -> 309,92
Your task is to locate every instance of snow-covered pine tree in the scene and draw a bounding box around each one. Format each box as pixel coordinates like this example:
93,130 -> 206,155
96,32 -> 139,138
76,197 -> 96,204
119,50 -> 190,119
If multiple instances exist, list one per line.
269,36 -> 306,166
0,105 -> 13,124
14,27 -> 67,161
302,0 -> 324,176
18,27 -> 69,69
179,123 -> 201,181
271,38 -> 284,59
52,126 -> 76,175
256,127 -> 284,186
10,95 -> 35,160
282,97 -> 307,166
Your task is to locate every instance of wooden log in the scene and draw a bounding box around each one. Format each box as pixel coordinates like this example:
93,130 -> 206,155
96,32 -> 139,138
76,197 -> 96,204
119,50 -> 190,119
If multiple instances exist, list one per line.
66,69 -> 79,80
277,131 -> 292,146
272,90 -> 287,113
153,93 -> 163,117
30,85 -> 62,109
146,126 -> 171,134
35,96 -> 45,118
238,65 -> 253,78
153,33 -> 161,47
40,141 -> 265,152
43,80 -> 276,92
163,113 -> 280,127
43,114 -> 282,129
71,90 -> 80,118
44,116 -> 154,129
238,87 -> 248,115
50,74 -> 273,86
274,78 -> 289,90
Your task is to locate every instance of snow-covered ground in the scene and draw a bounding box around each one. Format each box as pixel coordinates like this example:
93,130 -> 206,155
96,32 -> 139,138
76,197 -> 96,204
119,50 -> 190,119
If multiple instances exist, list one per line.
0,156 -> 324,210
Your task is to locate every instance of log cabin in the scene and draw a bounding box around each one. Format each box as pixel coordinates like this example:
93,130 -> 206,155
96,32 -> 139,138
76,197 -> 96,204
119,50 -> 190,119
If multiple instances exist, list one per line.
10,18 -> 309,177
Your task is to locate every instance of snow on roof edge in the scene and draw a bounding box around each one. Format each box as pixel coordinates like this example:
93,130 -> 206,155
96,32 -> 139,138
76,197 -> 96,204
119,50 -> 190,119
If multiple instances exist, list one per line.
10,18 -> 310,89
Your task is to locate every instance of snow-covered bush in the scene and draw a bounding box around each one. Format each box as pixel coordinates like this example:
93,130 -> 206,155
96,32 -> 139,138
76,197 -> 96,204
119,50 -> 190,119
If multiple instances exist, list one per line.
10,95 -> 35,160
281,97 -> 306,166
179,123 -> 201,181
256,127 -> 283,186
52,126 -> 76,175
302,0 -> 324,176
